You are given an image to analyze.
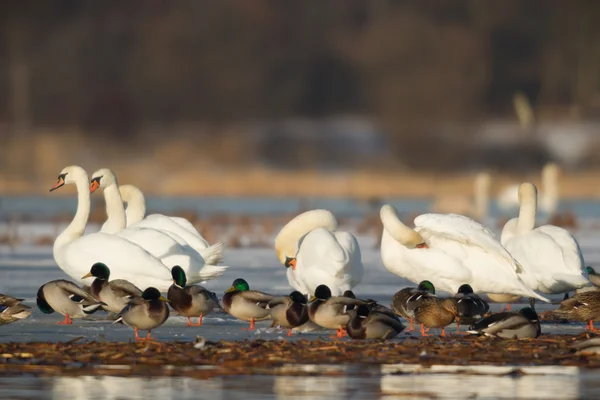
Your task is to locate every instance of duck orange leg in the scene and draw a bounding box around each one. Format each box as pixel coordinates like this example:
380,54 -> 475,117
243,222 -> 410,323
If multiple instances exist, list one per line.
287,329 -> 294,337
337,327 -> 347,338
187,317 -> 193,327
57,314 -> 72,325
440,328 -> 447,337
420,324 -> 431,337
192,315 -> 204,327
407,318 -> 415,332
242,318 -> 256,330
588,320 -> 600,333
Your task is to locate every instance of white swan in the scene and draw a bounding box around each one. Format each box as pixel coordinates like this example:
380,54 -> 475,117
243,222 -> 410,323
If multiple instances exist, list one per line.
500,182 -> 588,301
274,210 -> 363,296
379,204 -> 548,301
497,162 -> 560,215
89,168 -> 227,282
118,184 -> 208,242
431,172 -> 490,221
50,166 -> 176,291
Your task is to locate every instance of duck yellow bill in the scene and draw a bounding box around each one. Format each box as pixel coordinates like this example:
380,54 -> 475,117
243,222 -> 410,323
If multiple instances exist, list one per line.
81,272 -> 93,279
225,286 -> 236,293
309,295 -> 317,302
159,296 -> 169,302
50,177 -> 65,192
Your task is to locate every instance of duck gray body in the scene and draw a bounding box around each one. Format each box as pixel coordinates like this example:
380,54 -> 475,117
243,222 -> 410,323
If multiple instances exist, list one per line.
347,305 -> 405,340
222,290 -> 274,322
467,308 -> 540,339
308,296 -> 363,330
91,279 -> 142,314
0,295 -> 31,326
116,295 -> 169,331
37,280 -> 103,319
268,293 -> 309,329
168,284 -> 220,318
454,291 -> 490,325
572,338 -> 600,355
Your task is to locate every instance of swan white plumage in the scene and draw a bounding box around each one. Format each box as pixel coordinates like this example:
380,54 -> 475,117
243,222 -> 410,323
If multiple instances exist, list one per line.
274,210 -> 363,296
118,184 -> 209,242
89,168 -> 227,282
50,166 -> 176,291
379,204 -> 548,301
497,162 -> 560,215
431,172 -> 490,221
500,182 -> 588,296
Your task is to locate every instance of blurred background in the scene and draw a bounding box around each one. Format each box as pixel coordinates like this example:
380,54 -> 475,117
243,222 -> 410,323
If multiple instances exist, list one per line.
1,0 -> 600,201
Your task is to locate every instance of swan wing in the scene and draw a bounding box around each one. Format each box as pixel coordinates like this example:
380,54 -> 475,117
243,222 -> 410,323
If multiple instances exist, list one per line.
136,214 -> 210,249
416,213 -> 521,272
536,225 -> 585,275
63,233 -> 172,286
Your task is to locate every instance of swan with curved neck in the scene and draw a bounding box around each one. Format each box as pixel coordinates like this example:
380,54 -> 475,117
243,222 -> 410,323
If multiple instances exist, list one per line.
275,210 -> 363,295
497,162 -> 560,215
119,184 -> 146,226
89,168 -> 227,282
431,172 -> 490,221
50,166 -> 177,291
379,204 -> 549,301
499,182 -> 588,303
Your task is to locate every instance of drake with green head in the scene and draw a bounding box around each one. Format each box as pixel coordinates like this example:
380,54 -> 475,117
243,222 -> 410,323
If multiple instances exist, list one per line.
467,307 -> 540,339
347,304 -> 405,340
586,266 -> 600,287
308,284 -> 364,338
82,263 -> 142,314
114,287 -> 170,341
222,278 -> 275,330
168,266 -> 221,327
391,280 -> 435,331
267,291 -> 309,336
0,294 -> 31,326
36,280 -> 105,324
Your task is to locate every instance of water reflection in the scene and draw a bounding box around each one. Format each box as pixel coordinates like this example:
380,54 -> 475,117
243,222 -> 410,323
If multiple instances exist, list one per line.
0,366 -> 599,400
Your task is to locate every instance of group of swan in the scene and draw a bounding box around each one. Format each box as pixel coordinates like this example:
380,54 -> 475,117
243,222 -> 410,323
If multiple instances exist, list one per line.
381,180 -> 587,305
50,166 -> 227,292
432,162 -> 560,222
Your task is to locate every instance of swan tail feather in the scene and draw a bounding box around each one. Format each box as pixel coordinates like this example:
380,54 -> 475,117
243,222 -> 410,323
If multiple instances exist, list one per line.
188,265 -> 229,283
198,242 -> 225,265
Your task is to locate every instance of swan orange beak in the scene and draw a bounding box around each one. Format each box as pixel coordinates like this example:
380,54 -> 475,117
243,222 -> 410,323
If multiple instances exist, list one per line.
416,243 -> 428,249
50,176 -> 65,192
90,178 -> 100,193
285,256 -> 297,270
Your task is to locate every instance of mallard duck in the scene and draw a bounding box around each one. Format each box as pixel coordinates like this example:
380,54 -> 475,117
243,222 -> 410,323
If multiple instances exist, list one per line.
467,307 -> 540,339
308,284 -> 363,337
0,295 -> 31,326
114,287 -> 169,340
586,266 -> 600,287
412,294 -> 458,337
82,263 -> 142,314
347,304 -> 405,340
546,291 -> 600,332
36,280 -> 104,324
267,291 -> 309,336
222,278 -> 275,330
391,280 -> 435,331
168,265 -> 220,327
454,284 -> 490,332
571,338 -> 600,355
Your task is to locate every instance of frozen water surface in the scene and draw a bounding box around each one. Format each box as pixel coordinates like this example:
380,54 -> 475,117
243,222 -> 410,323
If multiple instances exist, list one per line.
2,219 -> 600,398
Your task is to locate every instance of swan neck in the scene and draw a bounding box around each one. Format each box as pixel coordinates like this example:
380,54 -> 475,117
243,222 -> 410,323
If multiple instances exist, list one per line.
55,175 -> 91,249
473,178 -> 489,221
380,205 -> 424,248
517,195 -> 536,234
101,184 -> 127,234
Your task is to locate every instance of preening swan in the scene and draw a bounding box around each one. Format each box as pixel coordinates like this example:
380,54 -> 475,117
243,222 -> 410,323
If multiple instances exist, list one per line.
50,166 -> 180,291
118,184 -> 210,245
275,209 -> 363,296
90,168 -> 227,282
379,204 -> 548,301
431,172 -> 490,222
497,162 -> 560,215
500,182 -> 588,305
